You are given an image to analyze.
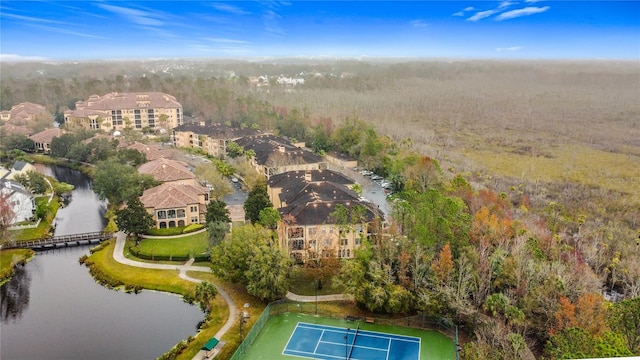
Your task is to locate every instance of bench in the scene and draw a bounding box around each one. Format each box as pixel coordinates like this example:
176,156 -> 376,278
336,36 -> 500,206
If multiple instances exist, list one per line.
345,315 -> 358,322
365,317 -> 375,324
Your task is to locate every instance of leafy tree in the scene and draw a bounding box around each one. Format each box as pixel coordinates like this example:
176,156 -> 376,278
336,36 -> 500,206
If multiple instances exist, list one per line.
50,133 -> 81,158
14,170 -> 48,194
194,281 -> 218,313
115,197 -> 155,241
0,134 -> 34,152
244,184 -> 272,224
207,221 -> 229,247
210,224 -> 290,301
205,200 -> 231,224
226,141 -> 244,158
195,163 -> 232,200
116,148 -> 147,167
258,207 -> 281,229
92,158 -> 159,205
609,297 -> 640,353
546,327 -> 633,359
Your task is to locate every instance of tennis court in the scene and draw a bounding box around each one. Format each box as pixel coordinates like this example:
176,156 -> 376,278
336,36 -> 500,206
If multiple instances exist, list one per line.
283,322 -> 420,360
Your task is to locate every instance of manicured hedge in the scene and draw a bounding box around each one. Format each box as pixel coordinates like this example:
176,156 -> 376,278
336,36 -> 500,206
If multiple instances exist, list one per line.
128,246 -> 210,262
144,224 -> 205,236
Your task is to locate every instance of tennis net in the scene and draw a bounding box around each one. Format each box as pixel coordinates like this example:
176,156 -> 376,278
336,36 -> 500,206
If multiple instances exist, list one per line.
347,323 -> 360,360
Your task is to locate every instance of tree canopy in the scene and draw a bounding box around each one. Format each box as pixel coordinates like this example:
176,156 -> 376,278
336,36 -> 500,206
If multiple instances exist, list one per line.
115,196 -> 155,240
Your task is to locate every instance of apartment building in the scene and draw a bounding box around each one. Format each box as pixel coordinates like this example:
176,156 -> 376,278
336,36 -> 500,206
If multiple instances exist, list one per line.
64,92 -> 183,132
172,123 -> 258,158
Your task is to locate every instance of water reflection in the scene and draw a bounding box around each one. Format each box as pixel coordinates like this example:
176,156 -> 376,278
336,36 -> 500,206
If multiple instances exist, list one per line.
0,263 -> 31,324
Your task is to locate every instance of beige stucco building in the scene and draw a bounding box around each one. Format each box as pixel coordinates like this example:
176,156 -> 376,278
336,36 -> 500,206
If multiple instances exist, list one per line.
64,92 -> 183,132
140,182 -> 209,229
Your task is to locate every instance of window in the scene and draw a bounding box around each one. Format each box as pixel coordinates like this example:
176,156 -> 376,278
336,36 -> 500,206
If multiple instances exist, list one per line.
111,110 -> 123,126
167,209 -> 176,219
287,227 -> 304,239
178,220 -> 185,227
355,237 -> 362,246
308,240 -> 316,249
346,249 -> 350,258
191,216 -> 198,223
157,210 -> 166,219
291,239 -> 305,250
159,222 -> 167,228
148,109 -> 155,128
177,209 -> 186,218
190,206 -> 198,213
308,227 -> 317,235
324,239 -> 331,247
340,238 -> 349,246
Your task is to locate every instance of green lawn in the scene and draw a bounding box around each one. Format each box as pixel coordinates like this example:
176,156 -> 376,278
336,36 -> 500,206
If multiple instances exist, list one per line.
0,249 -> 35,285
239,312 -> 456,360
134,232 -> 209,257
10,197 -> 59,241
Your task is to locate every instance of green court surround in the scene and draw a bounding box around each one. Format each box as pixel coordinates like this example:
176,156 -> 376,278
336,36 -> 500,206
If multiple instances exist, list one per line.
238,312 -> 455,360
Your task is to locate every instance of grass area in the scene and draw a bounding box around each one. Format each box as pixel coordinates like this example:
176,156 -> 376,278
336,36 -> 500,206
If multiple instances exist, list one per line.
289,266 -> 344,296
135,232 -> 209,257
240,312 -> 455,360
10,196 -> 60,241
0,249 -> 35,285
463,143 -> 640,204
181,272 -> 268,360
88,239 -> 198,295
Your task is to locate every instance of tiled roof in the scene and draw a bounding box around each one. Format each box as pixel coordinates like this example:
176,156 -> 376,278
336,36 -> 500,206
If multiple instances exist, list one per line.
126,142 -> 175,161
275,179 -> 382,225
4,102 -> 47,123
173,123 -> 259,140
268,169 -> 354,189
29,128 -> 64,144
74,92 -> 181,111
235,134 -> 323,166
140,182 -> 207,210
137,157 -> 194,183
0,124 -> 31,136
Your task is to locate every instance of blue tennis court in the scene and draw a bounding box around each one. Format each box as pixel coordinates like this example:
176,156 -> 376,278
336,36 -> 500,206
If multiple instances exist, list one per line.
283,322 -> 421,360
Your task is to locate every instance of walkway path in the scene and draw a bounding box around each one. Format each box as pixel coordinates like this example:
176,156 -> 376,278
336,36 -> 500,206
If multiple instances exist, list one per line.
111,232 -> 353,359
112,232 -> 235,360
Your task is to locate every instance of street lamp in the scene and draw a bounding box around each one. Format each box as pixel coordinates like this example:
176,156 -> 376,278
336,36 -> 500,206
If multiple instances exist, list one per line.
239,311 -> 250,343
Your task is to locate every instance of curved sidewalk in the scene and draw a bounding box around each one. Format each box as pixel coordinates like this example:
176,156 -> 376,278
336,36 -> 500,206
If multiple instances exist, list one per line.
285,291 -> 353,302
112,232 -> 236,360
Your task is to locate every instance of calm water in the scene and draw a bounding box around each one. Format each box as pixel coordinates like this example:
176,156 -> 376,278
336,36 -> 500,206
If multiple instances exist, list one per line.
1,165 -> 205,360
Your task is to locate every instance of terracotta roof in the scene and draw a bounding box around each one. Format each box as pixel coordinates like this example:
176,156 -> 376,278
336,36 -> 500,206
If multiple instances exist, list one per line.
73,92 -> 181,111
268,169 -> 354,189
173,123 -> 259,139
127,142 -> 175,161
138,157 -> 194,183
0,124 -> 31,136
4,102 -> 47,123
140,182 -> 207,210
29,128 -> 64,144
279,198 -> 381,226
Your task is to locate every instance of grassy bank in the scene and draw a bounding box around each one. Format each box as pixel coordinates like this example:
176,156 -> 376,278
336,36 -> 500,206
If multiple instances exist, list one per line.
0,248 -> 35,285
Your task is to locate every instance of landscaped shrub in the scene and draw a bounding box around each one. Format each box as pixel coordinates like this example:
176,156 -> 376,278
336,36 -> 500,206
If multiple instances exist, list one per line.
183,224 -> 205,234
146,227 -> 185,236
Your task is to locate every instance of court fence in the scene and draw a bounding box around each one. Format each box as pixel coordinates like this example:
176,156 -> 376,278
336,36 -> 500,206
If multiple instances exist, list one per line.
230,298 -> 459,360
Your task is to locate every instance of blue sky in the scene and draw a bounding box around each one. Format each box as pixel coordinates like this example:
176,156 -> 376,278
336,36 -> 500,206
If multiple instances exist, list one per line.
1,1 -> 638,61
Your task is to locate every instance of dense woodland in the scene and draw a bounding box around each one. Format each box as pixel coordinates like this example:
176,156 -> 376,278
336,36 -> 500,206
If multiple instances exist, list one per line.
1,59 -> 639,359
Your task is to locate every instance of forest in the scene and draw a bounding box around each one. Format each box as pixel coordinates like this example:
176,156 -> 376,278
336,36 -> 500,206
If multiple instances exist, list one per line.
1,59 -> 638,359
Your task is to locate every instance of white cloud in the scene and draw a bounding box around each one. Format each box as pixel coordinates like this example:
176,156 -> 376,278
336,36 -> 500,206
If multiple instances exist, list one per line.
496,6 -> 550,20
496,46 -> 523,51
525,0 -> 544,3
454,6 -> 476,16
410,19 -> 428,28
0,54 -> 48,62
453,11 -> 465,16
97,4 -> 164,26
2,12 -> 66,25
204,37 -> 250,44
210,3 -> 250,15
499,1 -> 516,8
467,9 -> 499,22
464,6 -> 476,11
